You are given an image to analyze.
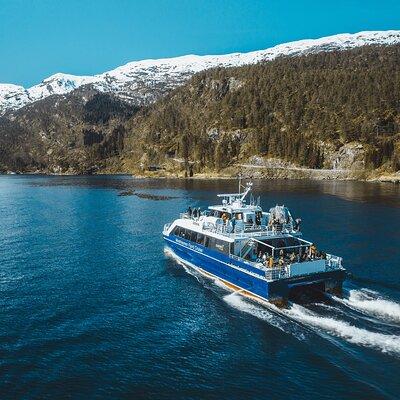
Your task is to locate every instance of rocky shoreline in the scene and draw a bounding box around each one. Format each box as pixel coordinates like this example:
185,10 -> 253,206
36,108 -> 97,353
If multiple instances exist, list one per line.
2,163 -> 399,183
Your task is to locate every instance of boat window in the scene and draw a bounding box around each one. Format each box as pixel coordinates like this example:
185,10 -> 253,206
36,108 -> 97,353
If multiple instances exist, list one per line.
196,233 -> 205,244
217,239 -> 230,254
172,226 -> 182,236
180,228 -> 187,238
189,230 -> 197,242
207,237 -> 230,254
235,213 -> 243,220
204,236 -> 210,247
244,213 -> 254,224
255,211 -> 262,225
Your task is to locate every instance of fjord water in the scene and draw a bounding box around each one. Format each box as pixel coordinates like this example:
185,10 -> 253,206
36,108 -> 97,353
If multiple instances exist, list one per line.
1,176 -> 399,400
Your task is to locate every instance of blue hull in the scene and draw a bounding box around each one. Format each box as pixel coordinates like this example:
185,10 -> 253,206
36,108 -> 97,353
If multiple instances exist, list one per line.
164,234 -> 345,305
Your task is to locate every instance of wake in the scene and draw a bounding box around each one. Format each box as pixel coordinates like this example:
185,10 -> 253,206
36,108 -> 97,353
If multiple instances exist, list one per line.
166,247 -> 400,356
223,293 -> 307,341
224,294 -> 400,356
333,289 -> 400,324
284,304 -> 400,356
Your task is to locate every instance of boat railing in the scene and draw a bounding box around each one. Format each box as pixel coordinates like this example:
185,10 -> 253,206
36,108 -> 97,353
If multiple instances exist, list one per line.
178,212 -> 299,238
207,222 -> 297,238
325,254 -> 343,270
229,253 -> 290,280
264,267 -> 290,280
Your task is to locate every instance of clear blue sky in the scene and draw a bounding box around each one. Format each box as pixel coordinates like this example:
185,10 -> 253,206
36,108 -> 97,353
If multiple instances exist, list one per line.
1,0 -> 399,87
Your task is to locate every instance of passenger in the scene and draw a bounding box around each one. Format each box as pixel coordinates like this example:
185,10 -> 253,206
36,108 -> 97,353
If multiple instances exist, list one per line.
193,208 -> 198,218
268,256 -> 274,268
231,216 -> 236,232
262,253 -> 267,264
278,257 -> 284,267
187,206 -> 192,217
221,213 -> 228,224
279,249 -> 284,258
310,243 -> 317,260
198,207 -> 201,217
272,218 -> 280,232
290,252 -> 296,263
294,218 -> 302,231
257,251 -> 263,262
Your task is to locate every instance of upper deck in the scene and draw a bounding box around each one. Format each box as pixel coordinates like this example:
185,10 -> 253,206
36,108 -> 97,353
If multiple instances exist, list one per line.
178,212 -> 300,240
190,181 -> 301,239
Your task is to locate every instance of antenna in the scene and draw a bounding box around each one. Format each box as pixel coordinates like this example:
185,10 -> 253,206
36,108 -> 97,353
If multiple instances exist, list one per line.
240,181 -> 253,202
238,174 -> 242,195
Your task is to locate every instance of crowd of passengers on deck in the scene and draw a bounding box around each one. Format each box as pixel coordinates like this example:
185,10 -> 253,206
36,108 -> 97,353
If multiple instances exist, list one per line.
251,243 -> 327,269
178,207 -> 326,269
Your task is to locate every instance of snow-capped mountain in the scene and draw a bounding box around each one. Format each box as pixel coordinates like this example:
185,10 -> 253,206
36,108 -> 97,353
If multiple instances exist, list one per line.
1,30 -> 400,115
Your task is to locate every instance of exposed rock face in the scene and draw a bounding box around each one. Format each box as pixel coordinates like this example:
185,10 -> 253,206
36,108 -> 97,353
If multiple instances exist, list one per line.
330,143 -> 366,170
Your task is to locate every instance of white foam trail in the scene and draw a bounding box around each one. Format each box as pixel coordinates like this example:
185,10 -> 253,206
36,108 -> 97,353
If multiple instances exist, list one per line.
165,246 -> 228,289
165,247 -> 304,338
165,246 -> 400,354
335,289 -> 400,323
164,247 -> 241,290
285,304 -> 400,355
223,293 -> 306,340
164,247 -> 201,282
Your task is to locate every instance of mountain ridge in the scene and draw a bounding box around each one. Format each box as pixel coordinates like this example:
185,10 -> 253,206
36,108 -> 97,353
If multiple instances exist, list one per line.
1,30 -> 400,115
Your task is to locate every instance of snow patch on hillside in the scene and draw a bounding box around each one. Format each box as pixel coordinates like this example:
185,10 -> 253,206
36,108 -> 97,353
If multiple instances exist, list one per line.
1,30 -> 400,115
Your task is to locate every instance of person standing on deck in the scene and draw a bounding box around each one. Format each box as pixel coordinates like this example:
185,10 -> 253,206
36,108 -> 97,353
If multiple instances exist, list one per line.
310,243 -> 317,260
231,215 -> 236,232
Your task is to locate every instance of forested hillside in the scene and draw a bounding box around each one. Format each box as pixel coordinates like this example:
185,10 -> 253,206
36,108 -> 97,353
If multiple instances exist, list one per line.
0,91 -> 135,173
0,45 -> 399,179
125,45 -> 400,175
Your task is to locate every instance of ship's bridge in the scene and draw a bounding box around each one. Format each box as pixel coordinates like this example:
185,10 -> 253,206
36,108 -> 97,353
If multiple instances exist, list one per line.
207,182 -> 263,222
192,182 -> 301,237
207,204 -> 263,223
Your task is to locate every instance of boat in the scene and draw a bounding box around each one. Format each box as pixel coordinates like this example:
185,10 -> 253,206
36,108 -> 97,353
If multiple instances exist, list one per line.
163,180 -> 346,306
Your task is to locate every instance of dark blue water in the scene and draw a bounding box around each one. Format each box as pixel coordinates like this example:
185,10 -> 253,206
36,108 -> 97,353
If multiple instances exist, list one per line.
1,175 -> 399,400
